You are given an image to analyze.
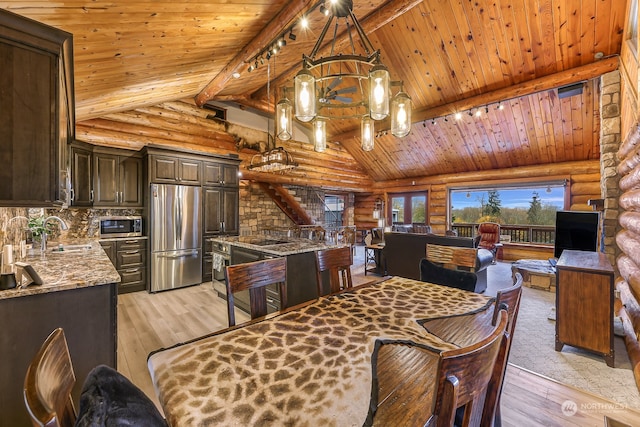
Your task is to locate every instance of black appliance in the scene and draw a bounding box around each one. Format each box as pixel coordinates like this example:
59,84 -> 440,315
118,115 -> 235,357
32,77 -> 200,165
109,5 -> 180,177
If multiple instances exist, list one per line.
554,211 -> 599,258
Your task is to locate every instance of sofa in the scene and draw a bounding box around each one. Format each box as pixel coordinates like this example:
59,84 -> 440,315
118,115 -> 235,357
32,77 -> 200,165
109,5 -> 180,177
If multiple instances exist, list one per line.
382,232 -> 493,293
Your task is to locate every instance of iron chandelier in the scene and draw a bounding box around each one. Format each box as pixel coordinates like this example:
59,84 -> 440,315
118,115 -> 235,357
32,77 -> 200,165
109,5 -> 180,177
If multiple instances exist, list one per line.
276,0 -> 412,152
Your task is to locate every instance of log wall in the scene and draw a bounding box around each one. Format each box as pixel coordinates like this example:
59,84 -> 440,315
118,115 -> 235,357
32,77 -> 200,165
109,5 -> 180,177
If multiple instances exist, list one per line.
615,3 -> 640,393
617,124 -> 640,393
76,99 -> 373,192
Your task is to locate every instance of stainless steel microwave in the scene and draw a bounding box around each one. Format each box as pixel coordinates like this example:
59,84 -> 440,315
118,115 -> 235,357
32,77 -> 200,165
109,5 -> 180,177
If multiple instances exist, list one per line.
99,216 -> 143,238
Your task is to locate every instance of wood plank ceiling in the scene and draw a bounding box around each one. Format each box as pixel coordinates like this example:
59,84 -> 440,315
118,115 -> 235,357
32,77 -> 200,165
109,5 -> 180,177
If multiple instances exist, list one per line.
1,0 -> 628,183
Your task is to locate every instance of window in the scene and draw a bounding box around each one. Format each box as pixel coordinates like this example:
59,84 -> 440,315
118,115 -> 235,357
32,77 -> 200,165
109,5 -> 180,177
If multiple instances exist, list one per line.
449,183 -> 565,226
448,183 -> 566,244
390,192 -> 427,225
324,194 -> 345,228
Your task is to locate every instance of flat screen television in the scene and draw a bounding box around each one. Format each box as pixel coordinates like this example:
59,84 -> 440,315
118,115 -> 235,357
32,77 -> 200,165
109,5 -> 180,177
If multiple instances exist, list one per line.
554,211 -> 599,258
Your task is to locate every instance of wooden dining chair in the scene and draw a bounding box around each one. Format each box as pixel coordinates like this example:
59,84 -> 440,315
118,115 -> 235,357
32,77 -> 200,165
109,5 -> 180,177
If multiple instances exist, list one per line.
481,273 -> 523,427
427,309 -> 509,427
315,245 -> 353,296
225,257 -> 287,326
25,328 -> 167,427
342,226 -> 357,256
24,328 -> 77,427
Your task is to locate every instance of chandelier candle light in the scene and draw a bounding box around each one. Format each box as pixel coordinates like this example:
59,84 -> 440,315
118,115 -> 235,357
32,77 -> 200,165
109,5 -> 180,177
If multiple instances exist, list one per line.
286,0 -> 411,152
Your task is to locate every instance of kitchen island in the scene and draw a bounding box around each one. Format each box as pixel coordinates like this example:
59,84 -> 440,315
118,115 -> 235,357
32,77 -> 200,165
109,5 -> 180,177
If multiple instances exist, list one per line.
0,240 -> 120,427
210,235 -> 341,314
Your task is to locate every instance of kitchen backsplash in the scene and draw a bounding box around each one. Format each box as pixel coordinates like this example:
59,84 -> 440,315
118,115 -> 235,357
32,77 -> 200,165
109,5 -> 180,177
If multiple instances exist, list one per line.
0,207 -> 143,247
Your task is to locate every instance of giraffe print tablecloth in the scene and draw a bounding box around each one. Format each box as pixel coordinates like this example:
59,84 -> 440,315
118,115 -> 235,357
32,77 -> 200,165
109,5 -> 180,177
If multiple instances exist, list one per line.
148,276 -> 493,427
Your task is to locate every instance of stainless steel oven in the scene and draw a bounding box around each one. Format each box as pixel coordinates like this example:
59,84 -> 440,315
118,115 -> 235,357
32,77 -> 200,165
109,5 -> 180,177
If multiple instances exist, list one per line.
210,240 -> 231,303
99,216 -> 143,239
210,240 -> 231,282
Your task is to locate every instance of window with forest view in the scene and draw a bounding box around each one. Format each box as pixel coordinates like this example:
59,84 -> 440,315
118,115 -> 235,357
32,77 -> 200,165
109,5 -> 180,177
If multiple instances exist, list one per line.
450,184 -> 565,244
450,185 -> 565,225
390,192 -> 427,225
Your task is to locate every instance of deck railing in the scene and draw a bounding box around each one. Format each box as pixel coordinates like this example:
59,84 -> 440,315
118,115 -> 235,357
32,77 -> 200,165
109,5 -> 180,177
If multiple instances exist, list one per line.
451,223 -> 555,245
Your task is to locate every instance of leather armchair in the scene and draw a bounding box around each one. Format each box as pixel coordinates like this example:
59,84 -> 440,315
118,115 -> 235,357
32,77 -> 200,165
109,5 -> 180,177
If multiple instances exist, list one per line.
478,222 -> 501,261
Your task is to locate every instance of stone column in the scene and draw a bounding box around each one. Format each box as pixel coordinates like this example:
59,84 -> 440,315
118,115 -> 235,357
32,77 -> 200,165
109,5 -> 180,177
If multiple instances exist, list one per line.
600,71 -> 622,266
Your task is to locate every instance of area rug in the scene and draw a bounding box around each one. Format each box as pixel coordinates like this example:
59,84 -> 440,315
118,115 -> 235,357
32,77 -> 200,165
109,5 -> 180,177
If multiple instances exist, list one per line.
488,262 -> 640,410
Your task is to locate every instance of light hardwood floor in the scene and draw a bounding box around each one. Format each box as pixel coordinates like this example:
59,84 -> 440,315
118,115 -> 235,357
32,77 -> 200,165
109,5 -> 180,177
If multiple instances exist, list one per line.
118,275 -> 640,426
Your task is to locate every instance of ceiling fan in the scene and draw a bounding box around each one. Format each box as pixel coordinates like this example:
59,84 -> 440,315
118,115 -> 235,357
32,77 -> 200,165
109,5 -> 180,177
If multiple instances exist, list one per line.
319,77 -> 357,104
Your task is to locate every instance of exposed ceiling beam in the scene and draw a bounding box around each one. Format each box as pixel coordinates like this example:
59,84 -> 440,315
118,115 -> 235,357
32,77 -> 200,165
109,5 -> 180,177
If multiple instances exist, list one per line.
194,0 -> 316,107
335,56 -> 620,140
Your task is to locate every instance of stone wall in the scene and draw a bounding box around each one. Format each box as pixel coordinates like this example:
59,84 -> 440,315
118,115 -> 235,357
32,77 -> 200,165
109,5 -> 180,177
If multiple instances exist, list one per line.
600,70 -> 622,266
238,182 -> 353,235
238,183 -> 296,235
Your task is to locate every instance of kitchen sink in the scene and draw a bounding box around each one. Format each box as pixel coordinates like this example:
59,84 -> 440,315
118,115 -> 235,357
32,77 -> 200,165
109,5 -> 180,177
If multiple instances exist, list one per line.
50,244 -> 93,253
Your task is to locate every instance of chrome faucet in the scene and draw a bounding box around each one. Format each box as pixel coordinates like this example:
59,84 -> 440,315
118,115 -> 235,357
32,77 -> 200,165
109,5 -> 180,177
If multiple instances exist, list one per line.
41,216 -> 69,253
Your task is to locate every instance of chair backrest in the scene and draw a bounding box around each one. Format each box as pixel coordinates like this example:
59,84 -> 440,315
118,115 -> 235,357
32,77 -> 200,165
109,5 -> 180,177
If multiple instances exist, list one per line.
433,310 -> 509,427
225,257 -> 287,327
477,222 -> 501,250
309,226 -> 326,242
481,273 -> 524,426
426,243 -> 478,271
371,227 -> 384,244
315,246 -> 353,296
24,328 -> 77,427
342,227 -> 356,245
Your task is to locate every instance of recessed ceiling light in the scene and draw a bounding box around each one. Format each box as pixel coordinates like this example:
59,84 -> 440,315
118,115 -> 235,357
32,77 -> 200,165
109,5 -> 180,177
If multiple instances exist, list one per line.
232,72 -> 241,79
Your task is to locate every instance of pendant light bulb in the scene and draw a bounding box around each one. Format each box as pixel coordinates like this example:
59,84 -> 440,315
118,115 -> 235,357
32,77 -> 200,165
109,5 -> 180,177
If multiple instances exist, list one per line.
361,115 -> 375,151
369,63 -> 390,120
391,91 -> 412,138
314,118 -> 327,152
294,68 -> 316,122
276,97 -> 293,141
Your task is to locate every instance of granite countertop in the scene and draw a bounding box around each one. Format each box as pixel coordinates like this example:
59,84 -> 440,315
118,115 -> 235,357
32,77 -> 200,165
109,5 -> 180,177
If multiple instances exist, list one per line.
0,239 -> 120,300
210,235 -> 340,256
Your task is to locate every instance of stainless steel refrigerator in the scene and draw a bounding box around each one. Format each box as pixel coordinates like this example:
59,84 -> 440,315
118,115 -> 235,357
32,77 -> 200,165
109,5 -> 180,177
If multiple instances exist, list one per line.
150,183 -> 202,292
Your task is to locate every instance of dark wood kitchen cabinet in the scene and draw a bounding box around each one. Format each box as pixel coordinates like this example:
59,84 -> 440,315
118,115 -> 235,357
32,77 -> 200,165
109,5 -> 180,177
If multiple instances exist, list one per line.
149,154 -> 202,185
204,161 -> 239,186
99,240 -> 117,265
93,147 -> 143,207
203,160 -> 239,235
204,187 -> 239,235
0,283 -> 116,427
0,9 -> 75,206
100,238 -> 147,293
70,140 -> 94,207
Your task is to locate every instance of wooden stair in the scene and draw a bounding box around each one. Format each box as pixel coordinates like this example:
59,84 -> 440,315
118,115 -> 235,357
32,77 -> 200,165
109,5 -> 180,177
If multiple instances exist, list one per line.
257,182 -> 313,225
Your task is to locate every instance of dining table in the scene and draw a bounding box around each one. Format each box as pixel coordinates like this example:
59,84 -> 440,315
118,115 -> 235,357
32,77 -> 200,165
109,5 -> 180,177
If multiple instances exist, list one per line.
147,276 -> 495,427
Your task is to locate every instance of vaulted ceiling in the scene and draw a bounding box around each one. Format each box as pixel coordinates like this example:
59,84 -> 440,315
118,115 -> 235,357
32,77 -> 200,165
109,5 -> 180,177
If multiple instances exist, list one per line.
1,0 -> 629,183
